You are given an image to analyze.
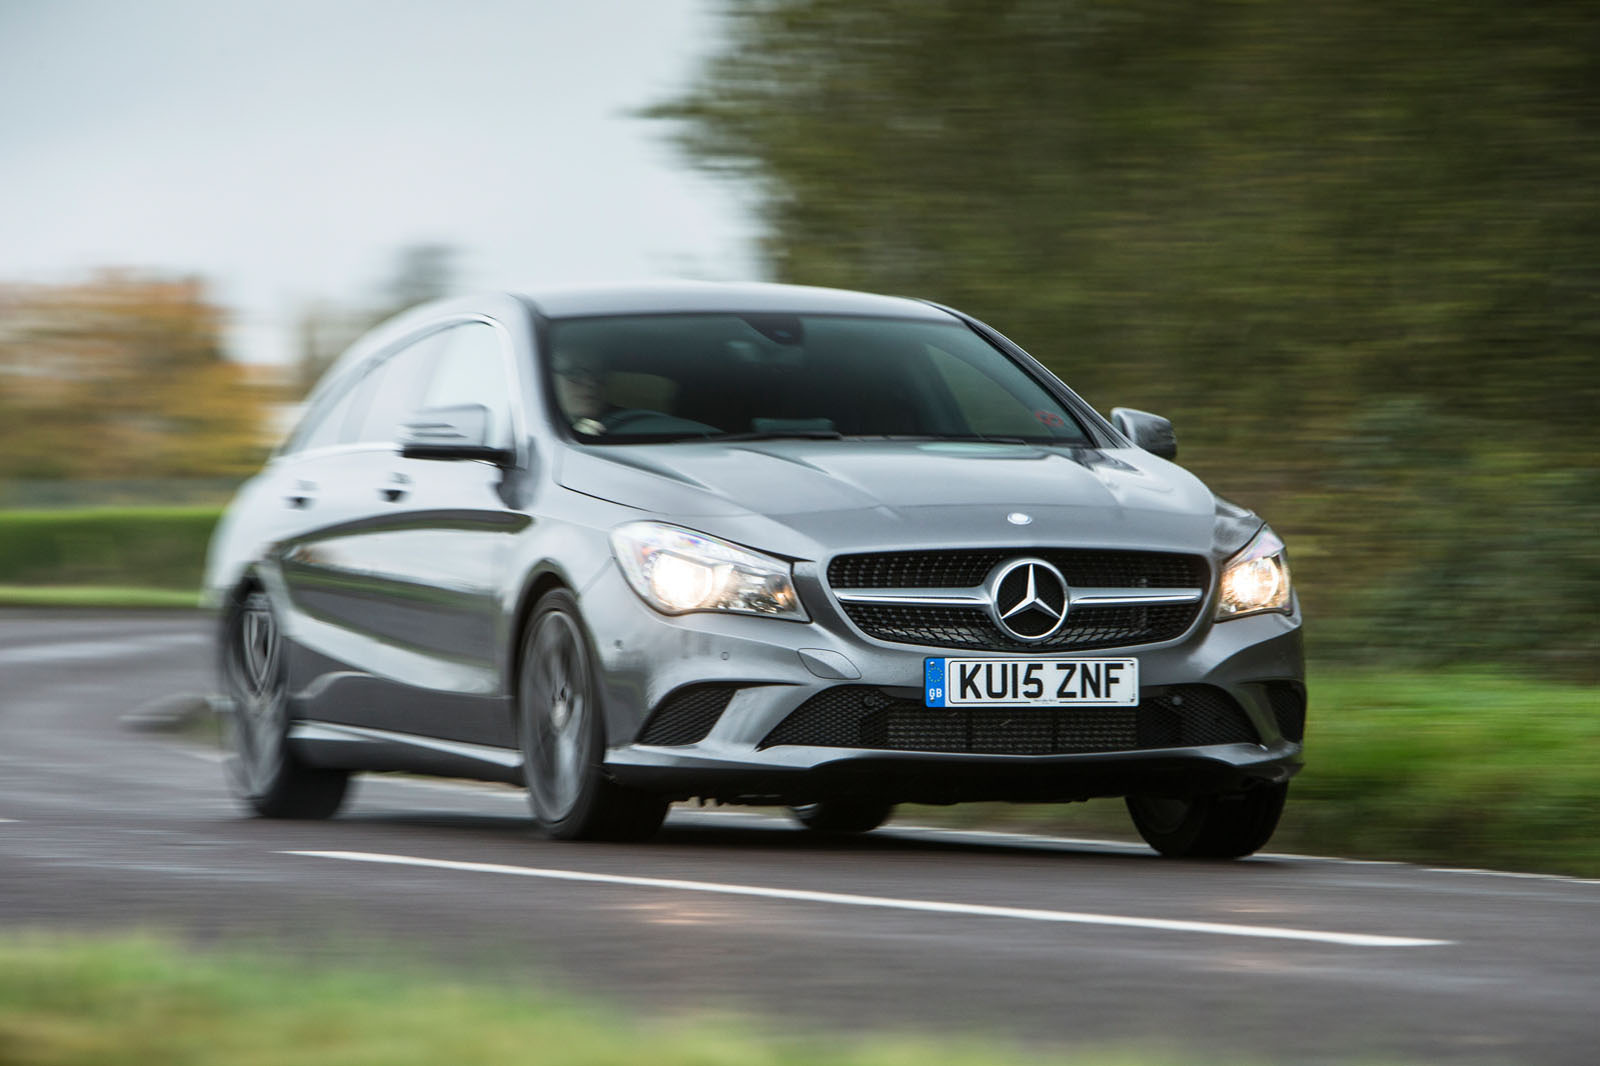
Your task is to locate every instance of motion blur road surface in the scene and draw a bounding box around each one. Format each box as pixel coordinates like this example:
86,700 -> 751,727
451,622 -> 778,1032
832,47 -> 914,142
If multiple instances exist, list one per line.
2,610 -> 1596,1065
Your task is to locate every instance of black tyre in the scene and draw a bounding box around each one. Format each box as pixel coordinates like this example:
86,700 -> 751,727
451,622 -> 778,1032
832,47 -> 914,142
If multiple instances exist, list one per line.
1126,783 -> 1288,859
222,590 -> 350,819
789,800 -> 895,834
518,590 -> 667,842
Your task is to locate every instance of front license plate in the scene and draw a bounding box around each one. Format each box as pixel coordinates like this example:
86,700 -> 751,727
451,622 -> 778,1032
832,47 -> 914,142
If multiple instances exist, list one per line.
924,657 -> 1139,708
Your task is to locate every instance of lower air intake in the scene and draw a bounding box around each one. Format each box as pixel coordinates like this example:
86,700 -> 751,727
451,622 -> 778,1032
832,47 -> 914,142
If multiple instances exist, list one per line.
1263,680 -> 1307,742
636,684 -> 738,746
759,684 -> 1257,755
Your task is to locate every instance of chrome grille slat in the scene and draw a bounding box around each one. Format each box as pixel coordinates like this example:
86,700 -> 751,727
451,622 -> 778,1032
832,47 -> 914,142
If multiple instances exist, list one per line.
827,548 -> 1209,651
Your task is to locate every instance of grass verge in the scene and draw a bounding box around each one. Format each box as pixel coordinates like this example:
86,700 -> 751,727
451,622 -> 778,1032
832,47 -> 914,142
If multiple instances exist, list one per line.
0,585 -> 200,608
905,668 -> 1600,877
0,933 -> 1193,1066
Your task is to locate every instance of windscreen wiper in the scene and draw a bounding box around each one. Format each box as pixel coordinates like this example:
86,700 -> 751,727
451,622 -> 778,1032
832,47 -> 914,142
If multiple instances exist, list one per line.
868,433 -> 1035,445
698,429 -> 845,442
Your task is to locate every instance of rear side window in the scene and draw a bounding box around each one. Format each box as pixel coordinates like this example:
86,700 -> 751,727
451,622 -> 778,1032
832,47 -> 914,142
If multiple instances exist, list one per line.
286,373 -> 364,453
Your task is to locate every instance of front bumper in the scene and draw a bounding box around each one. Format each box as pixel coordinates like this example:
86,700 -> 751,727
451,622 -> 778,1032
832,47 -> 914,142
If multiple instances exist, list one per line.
581,564 -> 1305,805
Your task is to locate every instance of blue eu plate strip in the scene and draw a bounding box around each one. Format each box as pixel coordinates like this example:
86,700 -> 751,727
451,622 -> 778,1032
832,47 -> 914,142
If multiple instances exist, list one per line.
924,658 -> 947,707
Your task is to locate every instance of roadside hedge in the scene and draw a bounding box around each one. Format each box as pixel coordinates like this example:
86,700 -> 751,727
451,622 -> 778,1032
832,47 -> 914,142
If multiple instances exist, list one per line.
0,507 -> 220,590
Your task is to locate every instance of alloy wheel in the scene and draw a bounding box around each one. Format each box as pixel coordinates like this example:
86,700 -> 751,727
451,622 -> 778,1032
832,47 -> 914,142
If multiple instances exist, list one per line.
523,610 -> 591,823
227,591 -> 287,797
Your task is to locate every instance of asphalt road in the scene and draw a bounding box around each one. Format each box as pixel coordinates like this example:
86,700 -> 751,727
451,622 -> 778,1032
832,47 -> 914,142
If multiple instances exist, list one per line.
2,610 -> 1597,1064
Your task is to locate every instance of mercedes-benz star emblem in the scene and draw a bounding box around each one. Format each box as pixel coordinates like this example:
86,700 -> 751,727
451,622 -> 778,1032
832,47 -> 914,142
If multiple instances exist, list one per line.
988,558 -> 1070,642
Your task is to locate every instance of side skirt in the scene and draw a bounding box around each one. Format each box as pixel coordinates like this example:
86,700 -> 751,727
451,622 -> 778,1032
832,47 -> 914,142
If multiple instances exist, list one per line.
289,720 -> 524,785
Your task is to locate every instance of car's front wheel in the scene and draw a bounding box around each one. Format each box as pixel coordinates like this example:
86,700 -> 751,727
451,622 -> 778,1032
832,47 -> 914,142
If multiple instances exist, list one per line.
222,590 -> 350,819
519,590 -> 667,841
1125,783 -> 1288,859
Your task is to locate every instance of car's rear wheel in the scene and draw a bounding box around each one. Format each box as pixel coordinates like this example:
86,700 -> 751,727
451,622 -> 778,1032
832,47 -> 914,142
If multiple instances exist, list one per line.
223,590 -> 350,819
1126,783 -> 1288,859
789,800 -> 895,834
519,590 -> 667,841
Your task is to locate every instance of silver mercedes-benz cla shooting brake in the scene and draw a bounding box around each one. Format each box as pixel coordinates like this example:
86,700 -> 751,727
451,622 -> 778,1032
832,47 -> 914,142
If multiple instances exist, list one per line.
206,283 -> 1304,856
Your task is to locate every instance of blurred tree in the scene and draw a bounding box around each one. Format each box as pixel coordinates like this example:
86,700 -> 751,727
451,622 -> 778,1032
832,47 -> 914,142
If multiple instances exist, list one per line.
292,298 -> 369,394
291,243 -> 460,392
0,272 -> 271,479
376,242 -> 457,323
654,0 -> 1600,673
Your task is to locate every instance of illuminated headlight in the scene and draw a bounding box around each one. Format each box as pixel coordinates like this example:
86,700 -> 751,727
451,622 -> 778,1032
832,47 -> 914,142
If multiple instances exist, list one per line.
610,522 -> 807,620
1216,526 -> 1293,620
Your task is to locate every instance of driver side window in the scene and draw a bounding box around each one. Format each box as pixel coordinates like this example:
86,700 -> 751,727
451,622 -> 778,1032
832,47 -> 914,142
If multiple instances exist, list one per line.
418,322 -> 515,450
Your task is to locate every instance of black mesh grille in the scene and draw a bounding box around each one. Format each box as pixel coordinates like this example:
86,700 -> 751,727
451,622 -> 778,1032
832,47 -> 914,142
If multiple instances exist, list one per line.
1264,681 -> 1307,742
635,684 -> 738,746
828,548 -> 1208,590
841,602 -> 1199,652
760,684 -> 1256,755
828,548 -> 1208,651
1135,686 -> 1263,748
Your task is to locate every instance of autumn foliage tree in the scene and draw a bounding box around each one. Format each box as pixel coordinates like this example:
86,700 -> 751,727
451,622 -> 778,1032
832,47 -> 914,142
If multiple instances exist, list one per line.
0,272 -> 272,480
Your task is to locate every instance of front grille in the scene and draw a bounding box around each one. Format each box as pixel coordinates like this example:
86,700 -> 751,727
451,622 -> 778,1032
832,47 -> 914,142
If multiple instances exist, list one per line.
1263,681 -> 1307,742
828,548 -> 1208,651
635,684 -> 738,746
829,548 -> 1208,590
842,602 -> 1200,653
759,684 -> 1257,755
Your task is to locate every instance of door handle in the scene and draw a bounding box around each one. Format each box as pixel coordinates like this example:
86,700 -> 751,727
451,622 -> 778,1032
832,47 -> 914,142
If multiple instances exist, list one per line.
380,473 -> 411,503
286,481 -> 317,508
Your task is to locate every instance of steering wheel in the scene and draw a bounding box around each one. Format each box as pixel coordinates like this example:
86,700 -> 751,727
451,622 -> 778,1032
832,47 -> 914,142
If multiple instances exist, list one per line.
597,408 -> 662,430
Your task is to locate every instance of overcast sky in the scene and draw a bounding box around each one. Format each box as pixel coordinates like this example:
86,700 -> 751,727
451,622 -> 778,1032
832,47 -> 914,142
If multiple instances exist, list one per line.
0,0 -> 760,364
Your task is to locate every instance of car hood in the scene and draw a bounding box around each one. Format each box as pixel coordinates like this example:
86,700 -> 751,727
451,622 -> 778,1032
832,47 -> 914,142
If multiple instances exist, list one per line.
558,440 -> 1237,559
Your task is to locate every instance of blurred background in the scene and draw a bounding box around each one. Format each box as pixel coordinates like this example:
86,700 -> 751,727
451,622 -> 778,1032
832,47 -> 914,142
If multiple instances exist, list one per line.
3,7 -> 1600,1058
2,0 -> 1595,681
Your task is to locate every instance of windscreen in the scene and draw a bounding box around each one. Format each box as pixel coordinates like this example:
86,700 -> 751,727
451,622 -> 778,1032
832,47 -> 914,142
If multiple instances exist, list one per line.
543,313 -> 1091,446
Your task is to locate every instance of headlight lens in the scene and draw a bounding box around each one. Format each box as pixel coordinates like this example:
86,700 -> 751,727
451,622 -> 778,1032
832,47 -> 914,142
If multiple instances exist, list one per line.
1216,526 -> 1292,620
610,522 -> 807,620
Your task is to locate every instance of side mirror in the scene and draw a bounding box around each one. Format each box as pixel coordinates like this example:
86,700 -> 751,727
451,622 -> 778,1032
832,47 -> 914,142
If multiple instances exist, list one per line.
1109,407 -> 1177,460
400,404 -> 514,465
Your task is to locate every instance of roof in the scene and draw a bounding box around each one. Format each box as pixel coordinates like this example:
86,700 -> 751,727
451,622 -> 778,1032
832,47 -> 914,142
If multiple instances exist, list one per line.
517,280 -> 953,321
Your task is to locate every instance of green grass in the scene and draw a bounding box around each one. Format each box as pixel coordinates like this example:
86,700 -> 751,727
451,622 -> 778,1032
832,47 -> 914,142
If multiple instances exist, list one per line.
0,934 -> 1201,1066
1279,668 -> 1600,875
906,668 -> 1600,877
0,585 -> 201,608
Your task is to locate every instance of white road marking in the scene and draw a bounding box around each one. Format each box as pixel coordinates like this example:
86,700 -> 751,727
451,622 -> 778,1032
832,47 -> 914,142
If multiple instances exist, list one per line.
0,633 -> 206,666
285,849 -> 1453,948
1427,867 -> 1600,886
0,818 -> 18,823
174,758 -> 1594,887
883,823 -> 1150,852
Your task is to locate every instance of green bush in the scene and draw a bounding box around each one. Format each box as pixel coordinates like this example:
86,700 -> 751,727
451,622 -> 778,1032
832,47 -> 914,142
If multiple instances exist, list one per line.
0,507 -> 220,590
